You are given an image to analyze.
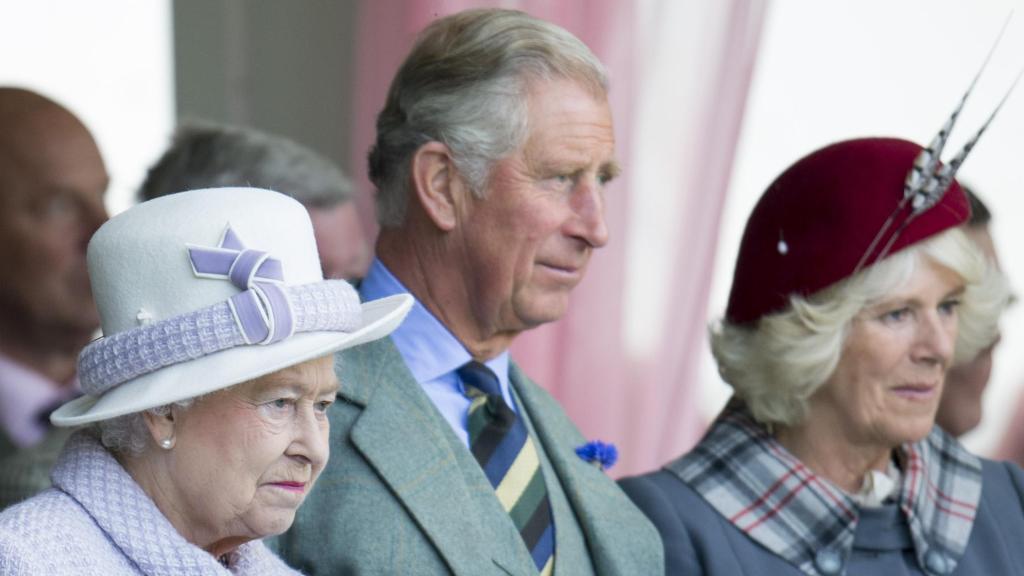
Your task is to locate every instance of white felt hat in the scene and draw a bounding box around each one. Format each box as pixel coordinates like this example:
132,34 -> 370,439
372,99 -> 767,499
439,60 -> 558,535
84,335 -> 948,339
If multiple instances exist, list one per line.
52,187 -> 411,426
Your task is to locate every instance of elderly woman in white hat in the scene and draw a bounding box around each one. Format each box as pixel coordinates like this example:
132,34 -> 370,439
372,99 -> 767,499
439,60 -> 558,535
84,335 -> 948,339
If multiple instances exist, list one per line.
0,188 -> 411,574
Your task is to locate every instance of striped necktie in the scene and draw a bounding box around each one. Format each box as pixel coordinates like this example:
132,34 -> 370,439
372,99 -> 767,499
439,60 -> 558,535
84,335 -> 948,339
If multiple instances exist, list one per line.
459,361 -> 555,575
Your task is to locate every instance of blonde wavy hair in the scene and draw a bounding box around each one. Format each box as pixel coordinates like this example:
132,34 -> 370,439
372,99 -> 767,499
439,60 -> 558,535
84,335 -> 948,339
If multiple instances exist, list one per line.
711,227 -> 1013,427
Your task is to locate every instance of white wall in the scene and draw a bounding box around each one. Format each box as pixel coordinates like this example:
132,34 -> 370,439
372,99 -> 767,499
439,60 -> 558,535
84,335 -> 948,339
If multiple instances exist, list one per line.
701,0 -> 1024,455
0,0 -> 175,214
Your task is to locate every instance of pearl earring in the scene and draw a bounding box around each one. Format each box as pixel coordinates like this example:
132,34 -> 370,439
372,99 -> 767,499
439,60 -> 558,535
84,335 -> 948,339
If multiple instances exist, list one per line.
159,437 -> 174,450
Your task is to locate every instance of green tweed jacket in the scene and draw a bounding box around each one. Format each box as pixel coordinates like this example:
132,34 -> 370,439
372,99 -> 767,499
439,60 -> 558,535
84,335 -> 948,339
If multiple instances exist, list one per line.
0,427 -> 72,511
273,338 -> 663,575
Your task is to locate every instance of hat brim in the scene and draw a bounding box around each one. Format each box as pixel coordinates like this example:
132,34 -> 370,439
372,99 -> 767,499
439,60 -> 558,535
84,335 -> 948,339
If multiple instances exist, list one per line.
51,293 -> 413,426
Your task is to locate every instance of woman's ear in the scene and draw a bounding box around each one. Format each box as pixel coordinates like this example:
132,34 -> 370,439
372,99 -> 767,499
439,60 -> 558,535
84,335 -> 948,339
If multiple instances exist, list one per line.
143,408 -> 177,450
410,141 -> 468,231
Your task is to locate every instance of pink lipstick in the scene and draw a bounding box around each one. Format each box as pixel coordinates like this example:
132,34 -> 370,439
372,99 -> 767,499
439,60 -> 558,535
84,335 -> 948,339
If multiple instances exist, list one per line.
891,383 -> 936,400
269,481 -> 307,493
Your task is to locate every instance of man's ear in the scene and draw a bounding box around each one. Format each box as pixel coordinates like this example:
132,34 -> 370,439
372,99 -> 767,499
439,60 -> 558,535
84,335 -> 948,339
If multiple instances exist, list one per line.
410,141 -> 467,232
142,407 -> 177,450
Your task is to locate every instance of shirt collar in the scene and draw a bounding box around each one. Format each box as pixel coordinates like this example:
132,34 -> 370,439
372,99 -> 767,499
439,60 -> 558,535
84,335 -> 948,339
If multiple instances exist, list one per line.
0,352 -> 77,447
668,401 -> 981,575
359,258 -> 510,388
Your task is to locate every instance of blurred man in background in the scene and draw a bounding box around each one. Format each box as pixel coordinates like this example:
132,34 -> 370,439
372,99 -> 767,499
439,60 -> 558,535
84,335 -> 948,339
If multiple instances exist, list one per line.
935,186 -> 1012,437
0,87 -> 108,508
139,123 -> 371,280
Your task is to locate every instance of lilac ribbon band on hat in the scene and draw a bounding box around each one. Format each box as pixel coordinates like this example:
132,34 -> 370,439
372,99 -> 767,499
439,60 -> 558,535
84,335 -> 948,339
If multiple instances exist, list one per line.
188,226 -> 293,345
77,225 -> 362,396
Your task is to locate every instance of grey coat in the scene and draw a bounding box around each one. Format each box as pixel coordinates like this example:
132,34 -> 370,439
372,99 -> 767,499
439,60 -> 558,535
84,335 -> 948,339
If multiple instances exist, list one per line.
621,456 -> 1024,575
0,427 -> 71,511
273,337 -> 663,575
0,431 -> 298,575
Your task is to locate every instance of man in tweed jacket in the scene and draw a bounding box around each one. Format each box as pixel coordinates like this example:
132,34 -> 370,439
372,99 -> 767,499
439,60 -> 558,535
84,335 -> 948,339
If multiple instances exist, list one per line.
0,88 -> 108,509
274,9 -> 663,575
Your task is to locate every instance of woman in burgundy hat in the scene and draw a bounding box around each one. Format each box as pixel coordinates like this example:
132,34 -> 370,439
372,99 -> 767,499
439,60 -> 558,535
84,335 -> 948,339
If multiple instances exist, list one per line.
620,135 -> 1021,575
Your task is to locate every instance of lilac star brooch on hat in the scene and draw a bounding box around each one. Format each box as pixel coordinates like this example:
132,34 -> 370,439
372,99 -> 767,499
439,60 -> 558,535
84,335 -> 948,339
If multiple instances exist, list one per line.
575,441 -> 618,472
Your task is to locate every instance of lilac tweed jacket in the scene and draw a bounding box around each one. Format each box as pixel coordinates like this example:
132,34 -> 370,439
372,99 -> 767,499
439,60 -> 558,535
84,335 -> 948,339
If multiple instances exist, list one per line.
0,431 -> 300,575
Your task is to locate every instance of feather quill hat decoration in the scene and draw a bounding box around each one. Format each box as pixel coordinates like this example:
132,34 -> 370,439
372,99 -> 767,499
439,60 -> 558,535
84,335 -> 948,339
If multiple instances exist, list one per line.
855,20 -> 1023,273
724,20 -> 1022,326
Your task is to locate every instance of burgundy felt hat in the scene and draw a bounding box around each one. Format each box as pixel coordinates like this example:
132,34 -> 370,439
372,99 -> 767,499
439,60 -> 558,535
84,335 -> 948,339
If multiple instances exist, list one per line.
725,137 -> 970,325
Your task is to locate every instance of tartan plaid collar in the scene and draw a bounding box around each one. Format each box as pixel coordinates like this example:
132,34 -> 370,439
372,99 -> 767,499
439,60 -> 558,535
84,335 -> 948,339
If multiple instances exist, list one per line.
667,402 -> 982,575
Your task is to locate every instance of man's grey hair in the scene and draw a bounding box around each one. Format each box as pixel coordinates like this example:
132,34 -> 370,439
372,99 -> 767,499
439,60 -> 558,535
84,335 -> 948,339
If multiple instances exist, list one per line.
711,227 -> 1012,428
368,8 -> 608,228
140,123 -> 353,209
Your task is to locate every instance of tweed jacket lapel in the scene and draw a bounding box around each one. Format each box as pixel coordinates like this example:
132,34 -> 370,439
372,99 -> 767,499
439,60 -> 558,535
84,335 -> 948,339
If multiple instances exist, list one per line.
338,339 -> 525,575
669,402 -> 982,576
510,364 -> 664,576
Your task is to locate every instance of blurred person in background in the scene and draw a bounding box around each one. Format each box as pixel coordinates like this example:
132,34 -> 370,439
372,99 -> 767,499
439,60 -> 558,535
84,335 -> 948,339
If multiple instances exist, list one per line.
935,186 -> 1013,438
139,123 -> 371,280
0,87 -> 108,509
996,381 -> 1024,466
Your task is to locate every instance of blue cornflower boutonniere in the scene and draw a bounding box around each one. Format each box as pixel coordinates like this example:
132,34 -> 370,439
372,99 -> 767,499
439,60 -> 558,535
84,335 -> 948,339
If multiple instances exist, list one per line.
575,441 -> 618,472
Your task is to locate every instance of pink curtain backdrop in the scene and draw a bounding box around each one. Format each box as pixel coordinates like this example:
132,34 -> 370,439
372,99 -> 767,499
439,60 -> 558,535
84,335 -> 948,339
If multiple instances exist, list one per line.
350,0 -> 767,476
